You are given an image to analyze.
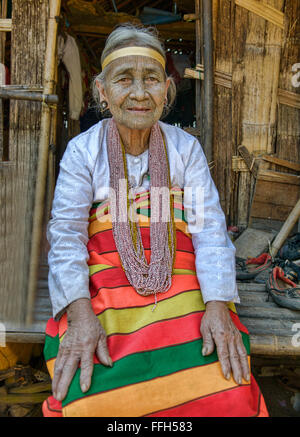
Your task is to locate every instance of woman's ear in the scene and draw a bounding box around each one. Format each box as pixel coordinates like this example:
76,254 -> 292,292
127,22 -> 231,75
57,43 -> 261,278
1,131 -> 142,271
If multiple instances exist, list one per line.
96,79 -> 107,102
165,77 -> 171,101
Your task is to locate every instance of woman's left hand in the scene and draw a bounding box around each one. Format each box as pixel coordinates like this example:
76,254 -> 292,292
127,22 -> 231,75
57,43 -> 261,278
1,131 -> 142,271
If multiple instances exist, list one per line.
200,300 -> 250,385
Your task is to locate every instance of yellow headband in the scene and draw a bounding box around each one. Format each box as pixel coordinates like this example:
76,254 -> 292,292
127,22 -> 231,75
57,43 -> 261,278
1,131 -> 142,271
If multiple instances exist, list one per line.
101,46 -> 166,70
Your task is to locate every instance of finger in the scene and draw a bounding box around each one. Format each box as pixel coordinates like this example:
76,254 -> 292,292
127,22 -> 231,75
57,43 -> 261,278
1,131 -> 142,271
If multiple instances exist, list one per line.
201,327 -> 215,356
236,336 -> 250,382
214,335 -> 231,380
228,339 -> 243,385
96,334 -> 113,367
52,352 -> 68,397
80,349 -> 95,393
55,355 -> 80,401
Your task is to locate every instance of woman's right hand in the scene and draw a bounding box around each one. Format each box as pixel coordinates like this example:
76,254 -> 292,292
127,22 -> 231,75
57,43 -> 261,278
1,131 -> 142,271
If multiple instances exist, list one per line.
52,298 -> 113,402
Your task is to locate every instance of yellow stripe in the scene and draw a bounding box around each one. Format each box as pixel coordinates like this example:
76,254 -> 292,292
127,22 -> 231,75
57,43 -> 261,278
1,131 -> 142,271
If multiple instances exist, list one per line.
88,213 -> 190,238
173,268 -> 196,275
62,359 -> 250,417
46,358 -> 55,379
98,289 -> 204,336
97,290 -> 236,336
89,264 -> 115,276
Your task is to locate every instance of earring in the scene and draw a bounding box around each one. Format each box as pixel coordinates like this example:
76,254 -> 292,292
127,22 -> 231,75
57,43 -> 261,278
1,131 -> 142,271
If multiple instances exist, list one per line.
100,100 -> 108,111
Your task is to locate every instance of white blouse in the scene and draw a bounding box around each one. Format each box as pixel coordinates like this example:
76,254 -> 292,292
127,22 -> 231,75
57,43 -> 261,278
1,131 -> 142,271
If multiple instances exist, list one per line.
47,119 -> 239,320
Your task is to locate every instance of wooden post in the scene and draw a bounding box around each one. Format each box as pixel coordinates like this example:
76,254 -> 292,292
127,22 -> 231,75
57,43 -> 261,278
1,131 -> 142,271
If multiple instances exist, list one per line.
202,0 -> 214,164
195,0 -> 203,143
26,0 -> 61,325
270,198 -> 300,258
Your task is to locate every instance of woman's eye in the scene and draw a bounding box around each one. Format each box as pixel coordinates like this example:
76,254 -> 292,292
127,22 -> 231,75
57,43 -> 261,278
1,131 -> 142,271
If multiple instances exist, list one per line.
118,77 -> 131,84
145,76 -> 158,83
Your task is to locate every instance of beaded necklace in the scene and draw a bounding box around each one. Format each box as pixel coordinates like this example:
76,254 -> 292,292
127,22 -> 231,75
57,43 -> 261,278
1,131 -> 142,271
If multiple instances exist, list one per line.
107,118 -> 176,308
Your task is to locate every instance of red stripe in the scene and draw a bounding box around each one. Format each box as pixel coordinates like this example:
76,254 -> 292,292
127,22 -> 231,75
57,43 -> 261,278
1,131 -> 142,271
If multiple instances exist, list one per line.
91,311 -> 247,364
145,376 -> 267,417
87,228 -> 194,255
42,397 -> 63,418
45,318 -> 59,338
104,312 -> 202,362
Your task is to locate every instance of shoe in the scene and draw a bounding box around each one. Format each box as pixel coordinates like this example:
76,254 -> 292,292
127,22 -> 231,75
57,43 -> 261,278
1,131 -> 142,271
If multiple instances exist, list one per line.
236,253 -> 272,281
278,233 -> 300,261
266,266 -> 300,310
278,259 -> 300,283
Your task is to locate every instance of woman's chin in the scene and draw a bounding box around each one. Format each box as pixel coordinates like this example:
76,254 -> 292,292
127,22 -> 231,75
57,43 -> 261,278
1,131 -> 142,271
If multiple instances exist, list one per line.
114,113 -> 163,130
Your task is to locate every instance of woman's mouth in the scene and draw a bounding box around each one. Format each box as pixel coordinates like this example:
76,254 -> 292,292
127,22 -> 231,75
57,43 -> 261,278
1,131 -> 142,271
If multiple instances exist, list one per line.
126,107 -> 151,113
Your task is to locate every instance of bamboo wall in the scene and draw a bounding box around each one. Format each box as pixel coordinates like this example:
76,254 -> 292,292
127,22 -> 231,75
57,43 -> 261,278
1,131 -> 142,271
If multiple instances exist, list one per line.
211,0 -> 299,226
0,0 -> 49,324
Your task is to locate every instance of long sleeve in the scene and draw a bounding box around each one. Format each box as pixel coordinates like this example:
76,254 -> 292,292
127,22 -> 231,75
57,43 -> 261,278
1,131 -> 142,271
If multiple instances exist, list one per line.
47,138 -> 94,320
183,138 -> 240,304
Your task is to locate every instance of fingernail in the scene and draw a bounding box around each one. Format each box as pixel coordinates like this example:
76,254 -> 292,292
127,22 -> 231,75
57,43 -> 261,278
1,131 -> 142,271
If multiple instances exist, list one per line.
246,373 -> 250,381
202,347 -> 207,356
225,373 -> 230,380
57,392 -> 62,400
81,384 -> 88,392
238,377 -> 242,385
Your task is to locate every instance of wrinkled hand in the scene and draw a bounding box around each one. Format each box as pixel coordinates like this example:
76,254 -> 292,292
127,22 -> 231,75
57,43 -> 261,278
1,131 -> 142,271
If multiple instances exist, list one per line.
52,298 -> 112,402
200,300 -> 250,385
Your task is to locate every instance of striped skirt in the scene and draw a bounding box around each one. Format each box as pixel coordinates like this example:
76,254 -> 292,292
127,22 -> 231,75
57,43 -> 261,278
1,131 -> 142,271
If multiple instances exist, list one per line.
42,189 -> 268,417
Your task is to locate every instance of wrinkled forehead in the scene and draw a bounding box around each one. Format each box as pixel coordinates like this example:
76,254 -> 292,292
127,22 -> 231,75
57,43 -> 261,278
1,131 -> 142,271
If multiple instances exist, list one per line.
105,55 -> 166,77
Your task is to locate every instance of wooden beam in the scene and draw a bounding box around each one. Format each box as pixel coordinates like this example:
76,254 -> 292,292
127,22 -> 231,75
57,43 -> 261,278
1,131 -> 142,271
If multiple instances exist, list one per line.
235,0 -> 285,29
183,13 -> 201,21
261,156 -> 300,173
184,67 -> 232,89
26,0 -> 62,325
71,21 -> 195,40
278,88 -> 300,110
0,18 -> 11,32
257,169 -> 300,185
238,145 -> 260,177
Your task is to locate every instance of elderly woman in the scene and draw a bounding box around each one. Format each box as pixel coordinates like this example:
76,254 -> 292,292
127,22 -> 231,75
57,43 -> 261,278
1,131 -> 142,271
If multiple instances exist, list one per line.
42,24 -> 268,417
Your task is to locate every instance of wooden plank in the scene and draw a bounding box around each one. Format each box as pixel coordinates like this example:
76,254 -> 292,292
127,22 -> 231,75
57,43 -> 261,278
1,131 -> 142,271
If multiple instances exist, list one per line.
0,392 -> 50,404
237,305 -> 300,322
249,335 -> 300,356
252,180 -> 299,208
235,0 -> 285,29
278,88 -> 300,109
238,317 -> 295,336
237,282 -> 268,292
261,156 -> 300,173
257,169 -> 300,185
9,382 -> 51,394
184,67 -> 232,88
250,200 -> 297,221
0,18 -> 11,32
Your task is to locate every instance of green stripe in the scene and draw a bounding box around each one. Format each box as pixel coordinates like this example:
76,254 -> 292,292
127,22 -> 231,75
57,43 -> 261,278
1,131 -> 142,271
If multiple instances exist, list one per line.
136,207 -> 187,223
62,332 -> 250,407
43,334 -> 60,362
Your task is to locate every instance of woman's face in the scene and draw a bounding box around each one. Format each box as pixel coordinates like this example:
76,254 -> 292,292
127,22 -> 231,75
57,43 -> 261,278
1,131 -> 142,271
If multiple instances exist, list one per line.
97,56 -> 170,130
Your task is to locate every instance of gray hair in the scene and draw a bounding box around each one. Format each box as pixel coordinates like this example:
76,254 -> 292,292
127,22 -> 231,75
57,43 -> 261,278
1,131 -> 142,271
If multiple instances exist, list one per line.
92,23 -> 176,118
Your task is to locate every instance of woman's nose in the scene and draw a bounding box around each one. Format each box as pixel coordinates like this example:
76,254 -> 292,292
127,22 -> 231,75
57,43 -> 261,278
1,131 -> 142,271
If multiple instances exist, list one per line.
129,80 -> 148,100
